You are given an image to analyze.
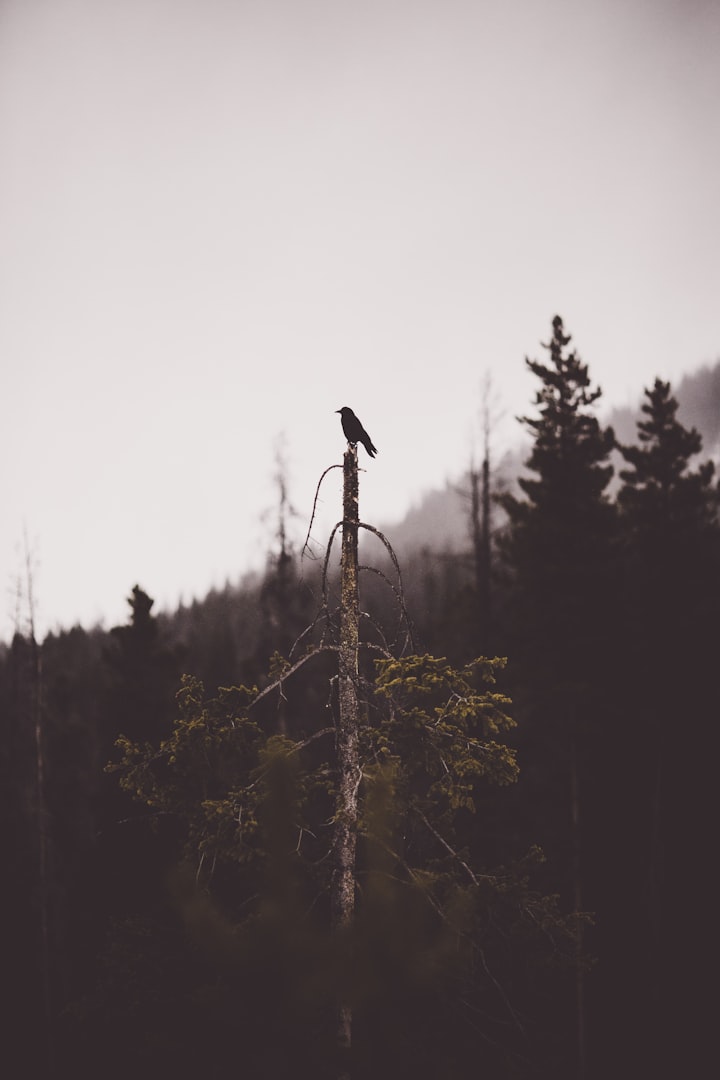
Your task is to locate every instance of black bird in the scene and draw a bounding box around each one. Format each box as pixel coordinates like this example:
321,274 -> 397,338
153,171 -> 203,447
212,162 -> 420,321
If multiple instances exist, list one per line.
336,406 -> 378,458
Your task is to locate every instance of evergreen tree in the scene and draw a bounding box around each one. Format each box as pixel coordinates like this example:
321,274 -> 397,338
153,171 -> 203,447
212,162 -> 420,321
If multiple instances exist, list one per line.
616,378 -> 720,1074
499,315 -> 617,1079
95,587 -> 184,942
500,315 -> 617,725
74,655 -> 583,1080
103,584 -> 180,745
619,376 -> 718,535
502,317 -> 616,644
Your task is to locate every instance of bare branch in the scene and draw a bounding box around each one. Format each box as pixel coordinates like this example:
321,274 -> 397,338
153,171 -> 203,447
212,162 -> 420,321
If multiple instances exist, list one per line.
291,726 -> 335,754
288,606 -> 333,660
358,522 -> 416,652
301,463 -> 343,560
248,646 -> 338,710
245,726 -> 336,793
372,834 -> 524,1034
413,806 -> 483,887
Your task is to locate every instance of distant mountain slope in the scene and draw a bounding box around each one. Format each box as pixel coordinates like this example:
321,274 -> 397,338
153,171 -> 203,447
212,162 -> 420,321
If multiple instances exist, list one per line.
381,359 -> 720,556
378,480 -> 471,556
379,446 -> 524,558
679,362 -> 720,456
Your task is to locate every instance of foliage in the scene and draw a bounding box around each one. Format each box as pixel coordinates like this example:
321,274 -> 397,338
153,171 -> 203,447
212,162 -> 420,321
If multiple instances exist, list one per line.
371,654 -> 518,811
101,653 -> 584,1077
499,316 -> 618,687
619,376 -> 719,536
514,315 -> 615,515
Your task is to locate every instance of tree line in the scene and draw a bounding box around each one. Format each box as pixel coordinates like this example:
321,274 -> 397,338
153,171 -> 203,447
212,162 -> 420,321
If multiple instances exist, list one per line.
1,315 -> 718,1079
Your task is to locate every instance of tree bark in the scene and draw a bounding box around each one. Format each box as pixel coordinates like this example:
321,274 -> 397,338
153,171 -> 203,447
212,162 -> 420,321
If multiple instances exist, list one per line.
331,447 -> 361,1068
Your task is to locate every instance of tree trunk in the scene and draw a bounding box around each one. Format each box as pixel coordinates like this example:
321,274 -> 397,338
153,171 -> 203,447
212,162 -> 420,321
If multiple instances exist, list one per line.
22,540 -> 54,1076
570,736 -> 586,1080
331,446 -> 361,1071
470,454 -> 492,653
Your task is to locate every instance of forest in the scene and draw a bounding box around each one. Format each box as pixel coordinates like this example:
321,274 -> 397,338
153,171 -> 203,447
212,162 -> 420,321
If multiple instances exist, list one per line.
2,316 -> 719,1080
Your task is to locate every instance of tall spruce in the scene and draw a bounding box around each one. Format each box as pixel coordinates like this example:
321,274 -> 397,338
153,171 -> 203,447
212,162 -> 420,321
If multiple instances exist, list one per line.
618,376 -> 718,534
501,316 -> 616,688
500,315 -> 617,1080
616,378 -> 720,1074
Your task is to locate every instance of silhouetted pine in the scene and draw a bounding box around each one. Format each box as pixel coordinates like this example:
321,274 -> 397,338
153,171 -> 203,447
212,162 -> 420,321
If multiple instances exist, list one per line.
499,315 -> 618,1080
500,314 -> 617,738
614,378 -> 720,1075
103,585 -> 180,745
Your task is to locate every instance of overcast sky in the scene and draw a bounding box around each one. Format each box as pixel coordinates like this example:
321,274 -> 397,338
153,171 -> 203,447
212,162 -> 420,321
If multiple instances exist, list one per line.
2,0 -> 719,640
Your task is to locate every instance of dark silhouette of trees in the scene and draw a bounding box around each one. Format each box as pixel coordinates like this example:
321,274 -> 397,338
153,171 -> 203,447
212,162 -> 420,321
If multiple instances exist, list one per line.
3,341 -> 717,1080
93,656 -> 580,1079
614,378 -> 720,1074
499,315 -> 617,1079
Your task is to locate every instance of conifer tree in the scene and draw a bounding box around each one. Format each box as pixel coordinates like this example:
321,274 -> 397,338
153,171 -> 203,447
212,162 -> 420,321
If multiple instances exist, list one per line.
618,376 -> 718,535
500,315 -> 617,698
504,318 -> 615,583
499,315 -> 617,1080
616,378 -> 720,1073
103,585 -> 179,745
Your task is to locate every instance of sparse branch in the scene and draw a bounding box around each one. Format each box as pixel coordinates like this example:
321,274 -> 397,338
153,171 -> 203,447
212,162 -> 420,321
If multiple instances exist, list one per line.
245,726 -> 336,792
305,483 -> 415,657
248,645 -> 338,710
321,521 -> 344,603
358,561 -> 414,653
358,522 -> 416,651
413,806 -> 481,887
301,463 -> 343,560
288,604 -> 334,659
358,607 -> 393,656
370,834 -> 524,1032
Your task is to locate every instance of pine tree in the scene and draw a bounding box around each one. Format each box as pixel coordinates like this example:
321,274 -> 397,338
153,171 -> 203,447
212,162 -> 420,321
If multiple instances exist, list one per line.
499,315 -> 617,1080
500,316 -> 617,696
616,378 -> 720,1073
617,377 -> 719,700
619,376 -> 718,535
103,584 -> 179,745
504,318 -> 615,642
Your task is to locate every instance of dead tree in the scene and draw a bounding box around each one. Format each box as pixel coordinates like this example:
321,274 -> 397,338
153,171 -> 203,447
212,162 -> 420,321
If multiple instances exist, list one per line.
467,373 -> 503,653
294,444 -> 413,1075
14,534 -> 53,1075
330,446 -> 361,1062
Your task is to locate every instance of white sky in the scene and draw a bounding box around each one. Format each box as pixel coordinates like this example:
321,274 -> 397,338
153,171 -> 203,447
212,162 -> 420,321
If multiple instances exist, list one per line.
2,0 -> 719,640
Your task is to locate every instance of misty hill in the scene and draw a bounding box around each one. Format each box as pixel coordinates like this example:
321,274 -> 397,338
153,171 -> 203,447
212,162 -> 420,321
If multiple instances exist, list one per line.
380,360 -> 720,558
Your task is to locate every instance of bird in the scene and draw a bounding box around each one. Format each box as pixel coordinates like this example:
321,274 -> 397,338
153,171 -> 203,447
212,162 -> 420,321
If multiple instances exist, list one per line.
336,406 -> 378,458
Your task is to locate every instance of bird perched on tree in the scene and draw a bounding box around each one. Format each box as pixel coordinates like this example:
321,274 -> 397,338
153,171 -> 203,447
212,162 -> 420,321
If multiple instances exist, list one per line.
336,406 -> 378,458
